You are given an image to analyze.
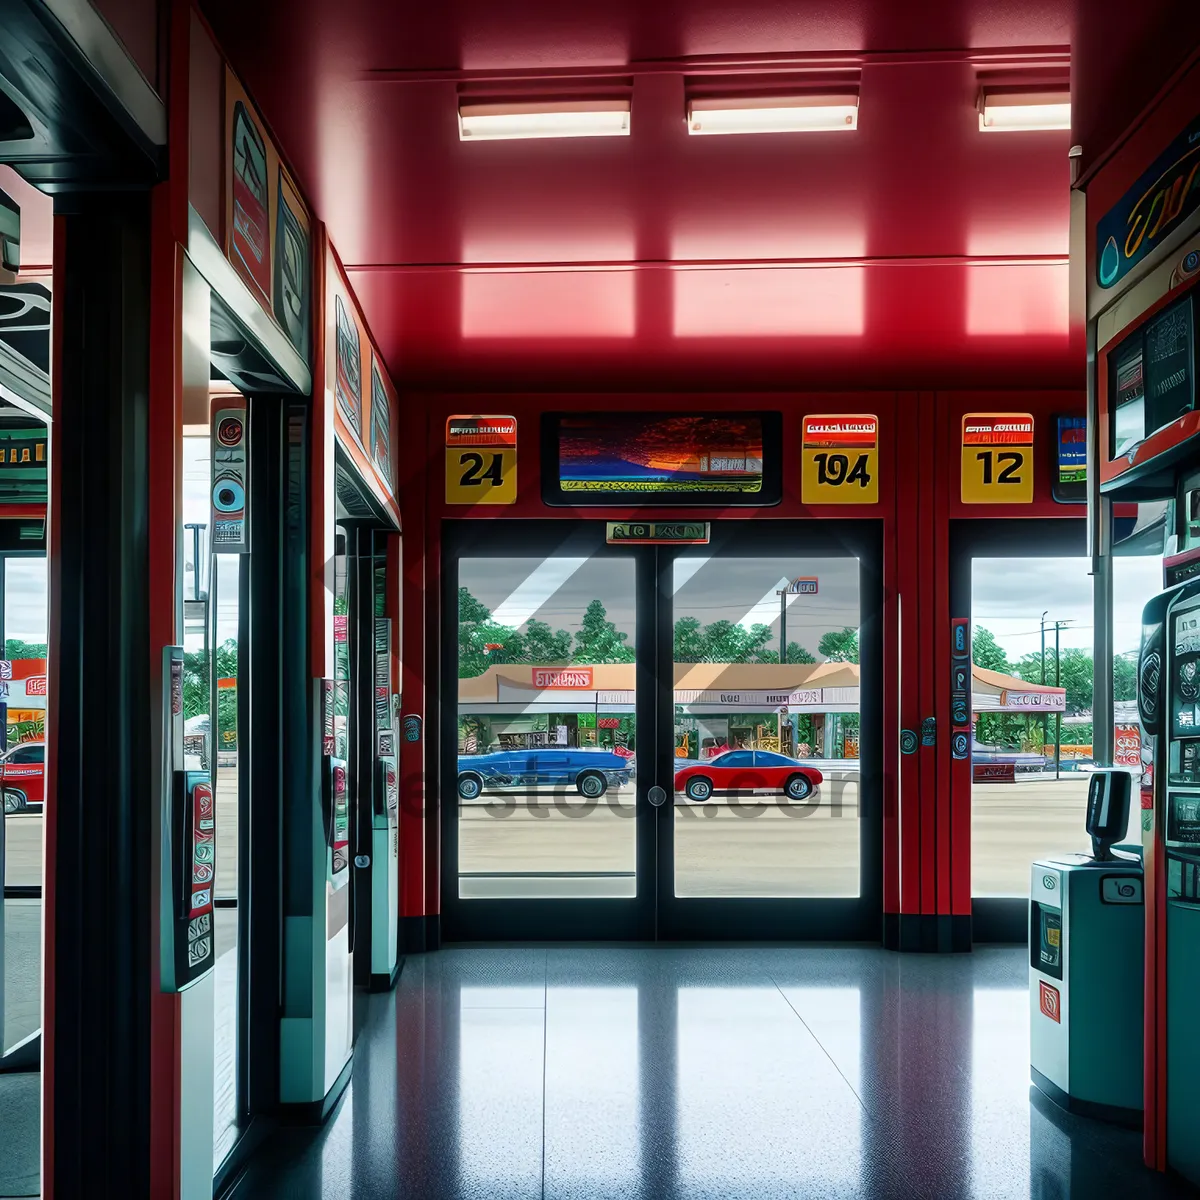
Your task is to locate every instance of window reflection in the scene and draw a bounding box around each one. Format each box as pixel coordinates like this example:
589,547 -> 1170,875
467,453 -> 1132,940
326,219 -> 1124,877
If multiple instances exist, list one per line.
544,988 -> 640,1196
676,987 -> 863,1196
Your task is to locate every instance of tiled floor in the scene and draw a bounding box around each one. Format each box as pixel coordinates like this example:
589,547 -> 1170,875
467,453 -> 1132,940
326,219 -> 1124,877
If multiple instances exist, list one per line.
2,899 -> 41,1049
229,945 -> 1199,1200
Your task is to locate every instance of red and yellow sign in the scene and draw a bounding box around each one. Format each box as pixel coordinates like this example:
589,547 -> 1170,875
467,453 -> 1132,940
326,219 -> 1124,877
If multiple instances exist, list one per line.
446,415 -> 518,505
801,415 -> 878,505
533,667 -> 593,689
961,413 -> 1034,504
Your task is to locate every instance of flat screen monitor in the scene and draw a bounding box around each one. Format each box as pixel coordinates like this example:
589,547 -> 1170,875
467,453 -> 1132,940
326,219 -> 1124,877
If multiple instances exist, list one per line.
1108,291 -> 1196,464
1111,339 -> 1146,460
541,412 -> 783,506
1145,293 -> 1195,434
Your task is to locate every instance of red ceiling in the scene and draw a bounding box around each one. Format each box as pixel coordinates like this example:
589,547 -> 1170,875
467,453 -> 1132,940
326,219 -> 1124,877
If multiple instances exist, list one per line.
197,0 -> 1189,393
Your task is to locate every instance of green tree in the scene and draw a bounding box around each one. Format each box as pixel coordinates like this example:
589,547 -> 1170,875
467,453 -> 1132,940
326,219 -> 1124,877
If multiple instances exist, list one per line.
673,615 -> 706,661
4,638 -> 46,660
1016,647 -> 1093,714
523,618 -> 572,665
674,616 -> 816,664
457,587 -> 575,677
458,587 -> 492,624
971,626 -> 1010,674
181,638 -> 238,744
818,627 -> 859,663
1114,652 -> 1137,702
573,599 -> 634,663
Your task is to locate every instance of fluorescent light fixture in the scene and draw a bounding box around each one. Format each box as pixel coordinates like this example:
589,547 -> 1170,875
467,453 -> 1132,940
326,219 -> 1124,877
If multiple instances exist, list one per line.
458,99 -> 630,141
687,94 -> 858,135
979,90 -> 1070,132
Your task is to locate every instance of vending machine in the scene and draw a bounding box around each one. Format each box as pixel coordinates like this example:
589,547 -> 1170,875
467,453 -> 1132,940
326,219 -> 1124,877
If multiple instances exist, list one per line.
1030,770 -> 1144,1125
1140,576 -> 1200,1182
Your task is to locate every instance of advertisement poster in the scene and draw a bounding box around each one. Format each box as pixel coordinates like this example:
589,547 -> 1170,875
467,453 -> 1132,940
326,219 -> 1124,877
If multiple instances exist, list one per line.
325,251 -> 400,526
224,69 -> 312,361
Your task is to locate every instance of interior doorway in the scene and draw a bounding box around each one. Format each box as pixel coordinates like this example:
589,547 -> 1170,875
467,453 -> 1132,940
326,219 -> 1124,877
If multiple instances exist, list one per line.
442,519 -> 883,942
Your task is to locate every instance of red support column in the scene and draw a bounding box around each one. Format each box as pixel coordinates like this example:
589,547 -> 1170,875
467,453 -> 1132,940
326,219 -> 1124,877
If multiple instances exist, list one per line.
398,416 -> 428,938
895,392 -> 924,930
424,510 -> 442,929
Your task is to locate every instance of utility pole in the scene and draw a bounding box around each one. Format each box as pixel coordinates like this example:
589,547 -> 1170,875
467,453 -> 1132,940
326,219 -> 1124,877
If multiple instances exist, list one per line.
1041,611 -> 1049,763
1054,620 -> 1063,781
779,589 -> 787,664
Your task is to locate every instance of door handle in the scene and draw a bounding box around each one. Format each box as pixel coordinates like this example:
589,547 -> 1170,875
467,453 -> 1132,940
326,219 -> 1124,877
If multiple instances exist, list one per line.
648,785 -> 667,807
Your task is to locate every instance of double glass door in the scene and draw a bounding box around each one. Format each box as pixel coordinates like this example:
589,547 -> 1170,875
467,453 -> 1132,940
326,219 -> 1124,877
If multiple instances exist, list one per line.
443,520 -> 881,940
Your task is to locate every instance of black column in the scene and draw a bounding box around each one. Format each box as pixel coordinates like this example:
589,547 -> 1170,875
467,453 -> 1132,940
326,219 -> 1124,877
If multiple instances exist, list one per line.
51,192 -> 153,1194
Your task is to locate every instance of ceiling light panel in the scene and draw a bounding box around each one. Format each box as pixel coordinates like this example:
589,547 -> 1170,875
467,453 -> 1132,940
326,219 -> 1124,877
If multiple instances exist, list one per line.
687,94 -> 858,136
459,100 -> 631,141
979,90 -> 1070,132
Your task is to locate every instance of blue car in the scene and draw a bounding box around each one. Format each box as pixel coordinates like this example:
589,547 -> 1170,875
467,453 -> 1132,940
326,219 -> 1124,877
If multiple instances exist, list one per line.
457,748 -> 633,800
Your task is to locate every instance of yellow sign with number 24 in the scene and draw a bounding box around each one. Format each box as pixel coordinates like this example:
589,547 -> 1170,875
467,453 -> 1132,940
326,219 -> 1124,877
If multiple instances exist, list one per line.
445,415 -> 518,505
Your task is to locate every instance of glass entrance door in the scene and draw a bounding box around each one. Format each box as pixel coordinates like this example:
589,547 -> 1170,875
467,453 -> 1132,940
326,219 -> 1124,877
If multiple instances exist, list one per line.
442,521 -> 881,941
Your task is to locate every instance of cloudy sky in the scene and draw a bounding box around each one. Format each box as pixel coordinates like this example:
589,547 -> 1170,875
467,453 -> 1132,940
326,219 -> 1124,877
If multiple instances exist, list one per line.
463,548 -> 1164,664
461,554 -> 860,657
974,553 -> 1164,661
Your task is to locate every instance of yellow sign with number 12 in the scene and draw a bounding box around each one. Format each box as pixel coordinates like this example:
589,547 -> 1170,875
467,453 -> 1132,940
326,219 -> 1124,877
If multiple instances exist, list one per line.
961,413 -> 1034,504
445,415 -> 518,505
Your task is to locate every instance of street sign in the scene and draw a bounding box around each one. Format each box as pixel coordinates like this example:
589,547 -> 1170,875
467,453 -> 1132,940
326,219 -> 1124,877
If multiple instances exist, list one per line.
606,522 -> 710,544
785,577 -> 818,594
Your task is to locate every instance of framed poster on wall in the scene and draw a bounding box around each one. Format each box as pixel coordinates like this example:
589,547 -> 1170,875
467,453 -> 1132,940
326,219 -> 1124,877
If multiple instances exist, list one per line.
224,69 -> 312,362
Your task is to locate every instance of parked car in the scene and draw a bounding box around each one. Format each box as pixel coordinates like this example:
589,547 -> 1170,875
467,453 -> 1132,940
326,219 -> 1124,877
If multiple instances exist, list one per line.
674,750 -> 823,803
972,740 -> 1048,773
2,740 -> 44,813
457,748 -> 633,800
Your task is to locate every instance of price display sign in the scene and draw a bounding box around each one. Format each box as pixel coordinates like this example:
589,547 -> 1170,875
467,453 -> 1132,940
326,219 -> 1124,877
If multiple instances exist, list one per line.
801,415 -> 878,504
446,415 -> 517,505
961,413 -> 1034,504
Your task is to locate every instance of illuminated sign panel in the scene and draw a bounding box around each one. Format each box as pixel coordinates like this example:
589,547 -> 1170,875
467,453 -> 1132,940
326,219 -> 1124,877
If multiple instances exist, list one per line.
1096,113 -> 1200,290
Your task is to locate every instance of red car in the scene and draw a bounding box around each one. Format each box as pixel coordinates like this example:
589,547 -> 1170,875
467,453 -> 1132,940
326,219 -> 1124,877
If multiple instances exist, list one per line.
674,749 -> 823,802
2,740 -> 45,813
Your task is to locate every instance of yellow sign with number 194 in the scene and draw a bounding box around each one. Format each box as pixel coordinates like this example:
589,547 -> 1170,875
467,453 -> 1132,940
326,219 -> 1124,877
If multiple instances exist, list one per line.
961,413 -> 1034,505
801,415 -> 879,505
445,415 -> 517,505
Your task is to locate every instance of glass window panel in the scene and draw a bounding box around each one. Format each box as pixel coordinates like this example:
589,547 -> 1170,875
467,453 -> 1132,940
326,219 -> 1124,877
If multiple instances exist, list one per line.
971,557 -> 1092,897
671,555 -> 861,898
2,556 -> 47,891
457,556 -> 637,899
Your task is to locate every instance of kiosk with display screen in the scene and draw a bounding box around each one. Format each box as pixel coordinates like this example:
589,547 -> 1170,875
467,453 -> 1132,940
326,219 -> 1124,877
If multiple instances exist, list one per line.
1029,770 -> 1144,1125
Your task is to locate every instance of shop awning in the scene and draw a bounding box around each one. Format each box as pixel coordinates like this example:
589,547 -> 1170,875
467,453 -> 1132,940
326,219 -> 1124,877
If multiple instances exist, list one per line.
971,665 -> 1066,712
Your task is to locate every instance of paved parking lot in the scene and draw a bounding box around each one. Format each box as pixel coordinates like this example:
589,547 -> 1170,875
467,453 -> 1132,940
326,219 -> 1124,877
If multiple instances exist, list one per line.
3,774 -> 1102,902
